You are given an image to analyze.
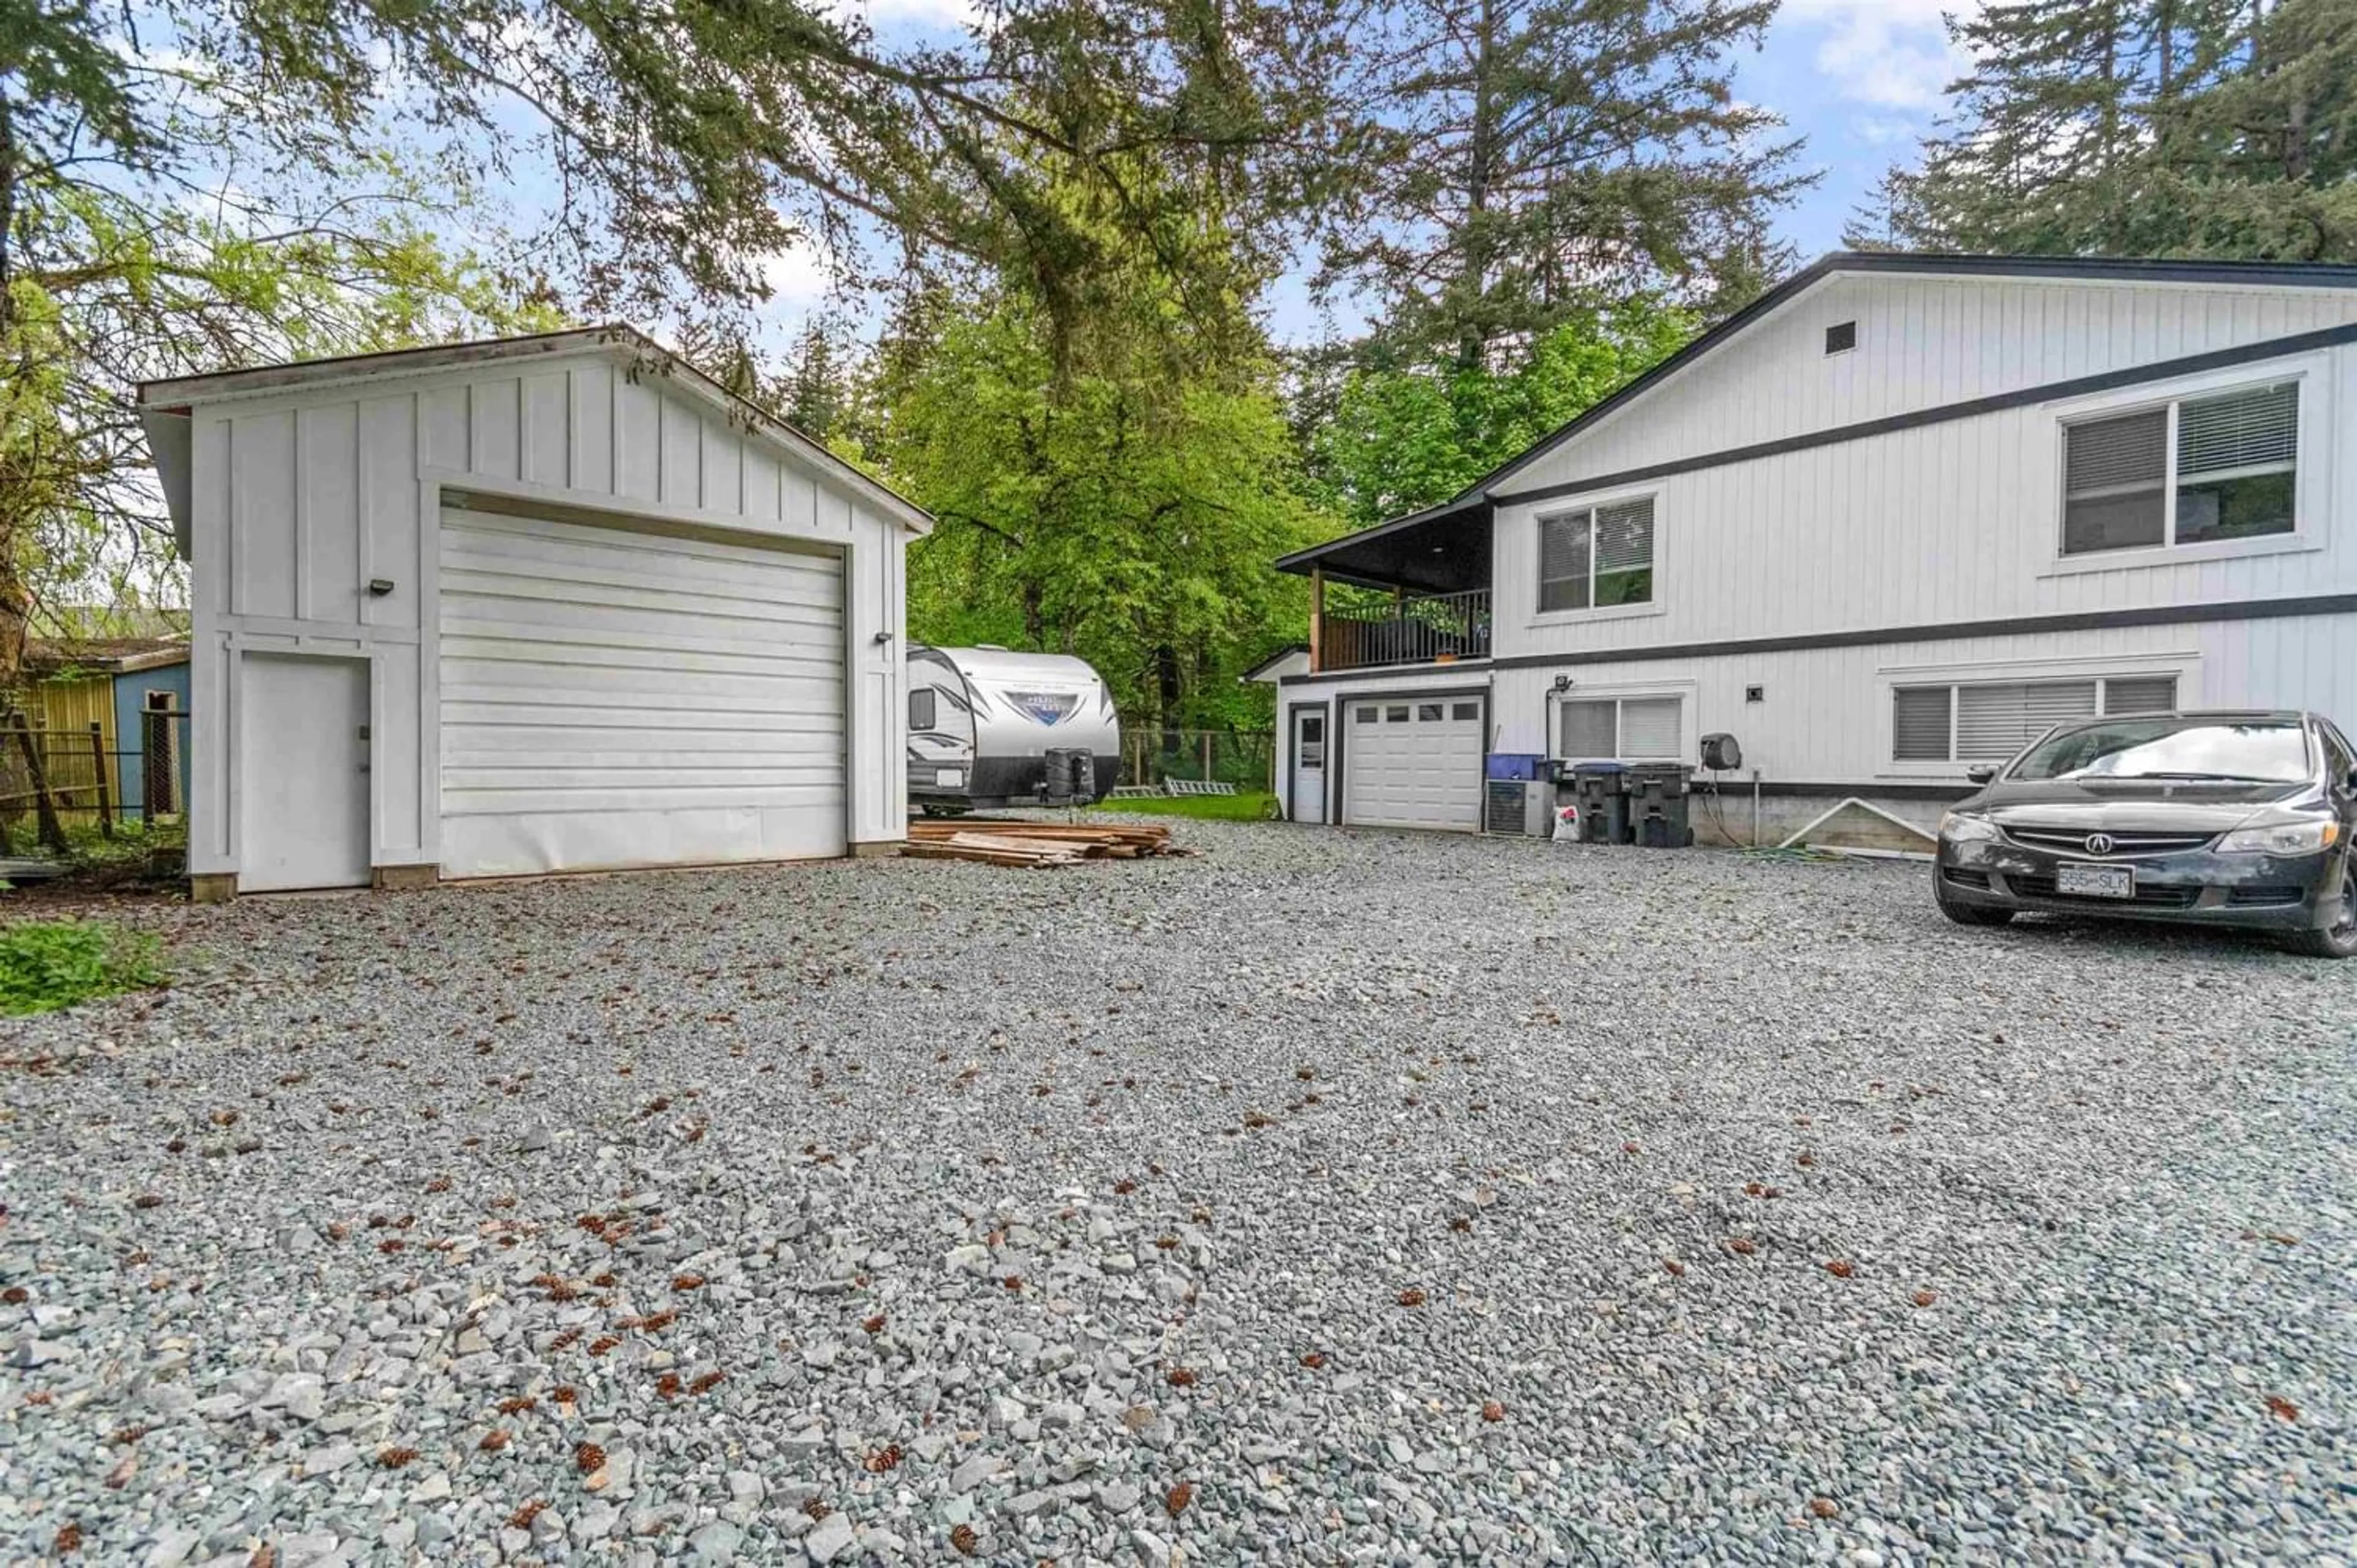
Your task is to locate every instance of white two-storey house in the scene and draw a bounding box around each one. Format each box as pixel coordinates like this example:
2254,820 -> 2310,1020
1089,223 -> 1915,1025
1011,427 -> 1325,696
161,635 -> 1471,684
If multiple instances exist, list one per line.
1272,252 -> 2357,845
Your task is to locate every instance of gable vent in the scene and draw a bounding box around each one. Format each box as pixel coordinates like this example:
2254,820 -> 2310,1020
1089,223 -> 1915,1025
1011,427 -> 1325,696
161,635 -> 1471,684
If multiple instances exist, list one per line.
1825,320 -> 1857,355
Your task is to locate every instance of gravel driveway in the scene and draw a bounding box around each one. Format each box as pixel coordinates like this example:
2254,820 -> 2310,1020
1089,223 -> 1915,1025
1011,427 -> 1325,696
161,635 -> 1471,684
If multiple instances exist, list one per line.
2,823 -> 2351,1566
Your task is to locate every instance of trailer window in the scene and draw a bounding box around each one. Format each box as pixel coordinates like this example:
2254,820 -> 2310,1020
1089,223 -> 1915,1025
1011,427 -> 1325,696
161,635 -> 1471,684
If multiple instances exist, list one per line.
909,689 -> 937,730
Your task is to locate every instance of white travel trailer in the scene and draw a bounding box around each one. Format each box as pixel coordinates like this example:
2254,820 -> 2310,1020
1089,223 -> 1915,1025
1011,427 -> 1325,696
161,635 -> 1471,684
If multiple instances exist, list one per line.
907,646 -> 1122,812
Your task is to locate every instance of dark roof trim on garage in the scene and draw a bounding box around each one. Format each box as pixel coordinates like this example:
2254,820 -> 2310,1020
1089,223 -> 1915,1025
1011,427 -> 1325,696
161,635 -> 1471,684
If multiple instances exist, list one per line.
1278,592 -> 2357,686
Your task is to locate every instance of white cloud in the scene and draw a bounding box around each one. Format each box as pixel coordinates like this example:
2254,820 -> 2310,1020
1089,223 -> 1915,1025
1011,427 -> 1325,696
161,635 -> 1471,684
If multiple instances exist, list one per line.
1852,115 -> 1928,147
1776,0 -> 1983,113
759,235 -> 838,307
835,0 -> 981,31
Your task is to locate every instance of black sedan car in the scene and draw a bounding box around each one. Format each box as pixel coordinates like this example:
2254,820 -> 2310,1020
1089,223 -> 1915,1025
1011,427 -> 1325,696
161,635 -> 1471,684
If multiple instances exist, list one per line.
1934,710 -> 2357,957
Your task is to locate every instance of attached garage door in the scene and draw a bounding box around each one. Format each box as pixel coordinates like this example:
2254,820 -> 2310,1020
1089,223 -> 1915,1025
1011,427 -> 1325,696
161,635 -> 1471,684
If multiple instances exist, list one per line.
1341,697 -> 1484,831
438,506 -> 845,877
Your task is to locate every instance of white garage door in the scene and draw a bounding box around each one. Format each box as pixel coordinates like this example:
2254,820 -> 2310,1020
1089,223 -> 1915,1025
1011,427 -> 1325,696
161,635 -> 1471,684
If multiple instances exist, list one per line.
1342,697 -> 1484,832
438,506 -> 845,877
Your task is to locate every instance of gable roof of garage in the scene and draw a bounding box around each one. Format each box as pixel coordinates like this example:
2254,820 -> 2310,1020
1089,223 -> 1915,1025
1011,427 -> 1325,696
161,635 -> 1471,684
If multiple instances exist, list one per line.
136,324 -> 932,543
1279,250 -> 2357,581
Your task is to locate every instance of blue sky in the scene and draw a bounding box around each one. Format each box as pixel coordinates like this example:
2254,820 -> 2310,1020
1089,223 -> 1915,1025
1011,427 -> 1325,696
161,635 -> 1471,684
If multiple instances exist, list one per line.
1741,0 -> 1972,257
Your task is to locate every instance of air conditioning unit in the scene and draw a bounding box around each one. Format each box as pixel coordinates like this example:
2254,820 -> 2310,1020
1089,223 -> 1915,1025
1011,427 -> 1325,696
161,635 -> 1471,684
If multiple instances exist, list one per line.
1484,778 -> 1552,837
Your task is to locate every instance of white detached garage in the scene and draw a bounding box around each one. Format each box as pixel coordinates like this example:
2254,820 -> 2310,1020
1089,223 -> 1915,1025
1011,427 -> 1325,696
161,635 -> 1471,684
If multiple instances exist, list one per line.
137,326 -> 927,897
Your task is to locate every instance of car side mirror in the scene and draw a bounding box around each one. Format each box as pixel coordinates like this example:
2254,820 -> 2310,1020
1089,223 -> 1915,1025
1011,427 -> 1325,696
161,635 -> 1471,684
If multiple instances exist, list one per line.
2345,765 -> 2357,794
1965,763 -> 1998,785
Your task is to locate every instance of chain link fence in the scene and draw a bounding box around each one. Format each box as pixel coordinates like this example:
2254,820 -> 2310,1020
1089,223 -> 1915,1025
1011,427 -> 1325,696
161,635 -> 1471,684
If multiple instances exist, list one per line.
0,708 -> 190,855
1121,729 -> 1276,793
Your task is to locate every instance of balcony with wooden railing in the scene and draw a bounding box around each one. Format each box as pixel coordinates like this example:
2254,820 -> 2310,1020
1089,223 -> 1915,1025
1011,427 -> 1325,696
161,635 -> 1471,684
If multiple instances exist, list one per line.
1312,585 -> 1491,673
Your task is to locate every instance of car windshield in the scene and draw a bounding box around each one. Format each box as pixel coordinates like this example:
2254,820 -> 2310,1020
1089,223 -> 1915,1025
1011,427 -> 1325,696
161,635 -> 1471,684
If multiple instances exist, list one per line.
2010,717 -> 2313,783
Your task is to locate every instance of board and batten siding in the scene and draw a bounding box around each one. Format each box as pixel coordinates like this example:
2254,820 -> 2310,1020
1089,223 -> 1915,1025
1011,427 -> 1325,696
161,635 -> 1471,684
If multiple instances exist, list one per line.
185,352 -> 909,881
1277,269 -> 2357,831
1276,610 -> 2357,825
1485,615 -> 2356,771
1490,334 -> 2357,667
1503,274 -> 2357,490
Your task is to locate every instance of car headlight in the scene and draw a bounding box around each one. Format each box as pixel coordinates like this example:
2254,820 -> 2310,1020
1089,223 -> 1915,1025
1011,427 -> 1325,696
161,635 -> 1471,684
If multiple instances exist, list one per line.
2217,818 -> 2340,855
1939,811 -> 2001,844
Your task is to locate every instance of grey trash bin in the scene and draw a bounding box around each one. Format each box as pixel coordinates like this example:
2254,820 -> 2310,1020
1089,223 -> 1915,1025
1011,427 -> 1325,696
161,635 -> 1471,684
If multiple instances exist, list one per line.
1626,762 -> 1695,848
1569,762 -> 1631,844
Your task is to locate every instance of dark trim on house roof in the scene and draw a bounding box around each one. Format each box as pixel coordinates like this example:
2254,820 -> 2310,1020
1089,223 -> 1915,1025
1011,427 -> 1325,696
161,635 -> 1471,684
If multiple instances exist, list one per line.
1277,593 -> 2357,687
1273,497 -> 1490,578
1492,319 -> 2357,509
1472,251 -> 2357,502
1275,251 -> 2357,576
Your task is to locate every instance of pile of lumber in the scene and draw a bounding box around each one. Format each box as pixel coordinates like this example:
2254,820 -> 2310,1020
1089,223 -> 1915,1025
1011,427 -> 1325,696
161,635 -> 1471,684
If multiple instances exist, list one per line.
903,818 -> 1182,867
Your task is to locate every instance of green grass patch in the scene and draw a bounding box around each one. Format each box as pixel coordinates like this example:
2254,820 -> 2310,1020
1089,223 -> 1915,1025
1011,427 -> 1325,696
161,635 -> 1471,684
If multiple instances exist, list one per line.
0,920 -> 166,1016
1085,790 -> 1278,822
60,816 -> 187,871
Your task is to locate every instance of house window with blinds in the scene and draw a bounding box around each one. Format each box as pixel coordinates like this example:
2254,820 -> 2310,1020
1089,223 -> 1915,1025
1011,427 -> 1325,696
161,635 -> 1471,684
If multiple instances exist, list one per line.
1538,497 -> 1654,613
1892,674 -> 2179,763
2062,380 -> 2298,555
1558,695 -> 1682,761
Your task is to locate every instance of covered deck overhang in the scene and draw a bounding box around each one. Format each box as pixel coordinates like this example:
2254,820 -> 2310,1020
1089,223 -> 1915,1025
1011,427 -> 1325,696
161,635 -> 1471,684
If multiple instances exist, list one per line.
1275,497 -> 1492,674
1275,496 -> 1491,595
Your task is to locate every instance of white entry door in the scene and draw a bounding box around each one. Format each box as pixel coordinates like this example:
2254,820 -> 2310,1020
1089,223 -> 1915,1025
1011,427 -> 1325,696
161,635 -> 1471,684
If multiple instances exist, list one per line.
438,506 -> 846,877
1342,696 -> 1484,832
1290,707 -> 1328,824
241,655 -> 371,892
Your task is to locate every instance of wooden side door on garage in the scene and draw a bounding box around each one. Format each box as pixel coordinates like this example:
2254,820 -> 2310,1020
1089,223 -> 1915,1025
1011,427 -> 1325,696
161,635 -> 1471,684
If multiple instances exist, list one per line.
1339,693 -> 1487,832
436,504 -> 847,877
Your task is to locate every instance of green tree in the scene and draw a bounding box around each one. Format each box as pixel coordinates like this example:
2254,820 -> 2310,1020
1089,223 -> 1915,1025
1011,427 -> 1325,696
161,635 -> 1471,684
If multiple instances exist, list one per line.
781,321 -> 856,443
2151,0 -> 2357,257
1,5 -> 563,684
1859,0 -> 2356,261
160,0 -> 1358,361
1319,0 -> 1803,369
1308,298 -> 1693,527
889,295 -> 1323,738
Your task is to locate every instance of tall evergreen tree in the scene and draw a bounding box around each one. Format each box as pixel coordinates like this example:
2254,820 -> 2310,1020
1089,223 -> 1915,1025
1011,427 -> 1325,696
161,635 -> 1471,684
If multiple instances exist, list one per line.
2154,0 -> 2357,257
781,322 -> 853,442
1318,0 -> 1805,370
1859,0 -> 2357,261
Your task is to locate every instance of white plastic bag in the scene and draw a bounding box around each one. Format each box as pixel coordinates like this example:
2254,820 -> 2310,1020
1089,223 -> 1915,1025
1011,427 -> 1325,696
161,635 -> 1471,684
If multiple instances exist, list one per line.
1550,803 -> 1581,843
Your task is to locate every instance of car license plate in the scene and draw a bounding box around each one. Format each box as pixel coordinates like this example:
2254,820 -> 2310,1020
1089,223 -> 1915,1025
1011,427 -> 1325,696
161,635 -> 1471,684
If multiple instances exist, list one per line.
2056,862 -> 2134,899
936,768 -> 964,789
